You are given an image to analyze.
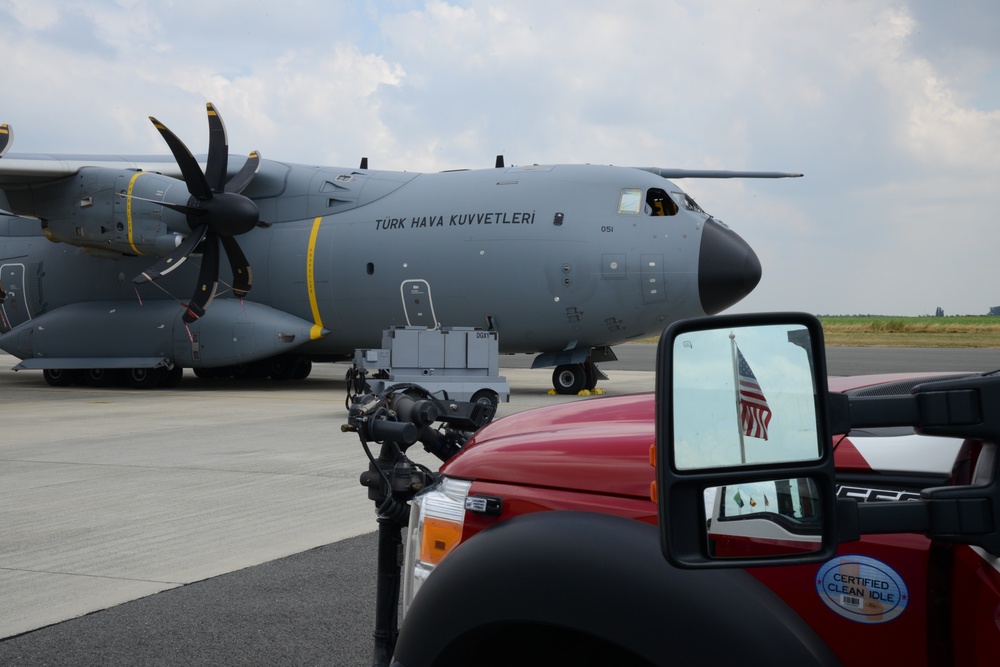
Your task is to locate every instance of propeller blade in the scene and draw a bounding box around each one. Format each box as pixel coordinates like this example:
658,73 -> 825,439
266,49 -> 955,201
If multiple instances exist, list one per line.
182,233 -> 220,323
149,115 -> 213,201
225,151 -> 261,194
205,103 -> 229,194
220,235 -> 252,298
143,104 -> 261,321
0,124 -> 12,158
133,224 -> 209,284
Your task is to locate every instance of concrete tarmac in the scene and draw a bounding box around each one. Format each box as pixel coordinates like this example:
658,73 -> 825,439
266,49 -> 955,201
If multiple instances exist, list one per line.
0,355 -> 654,643
0,346 -> 996,665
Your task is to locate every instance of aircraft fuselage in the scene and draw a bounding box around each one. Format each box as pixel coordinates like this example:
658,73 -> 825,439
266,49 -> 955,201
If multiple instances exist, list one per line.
0,157 -> 761,381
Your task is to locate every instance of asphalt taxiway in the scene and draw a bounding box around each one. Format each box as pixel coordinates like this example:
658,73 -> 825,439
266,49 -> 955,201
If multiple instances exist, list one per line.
0,346 -> 997,665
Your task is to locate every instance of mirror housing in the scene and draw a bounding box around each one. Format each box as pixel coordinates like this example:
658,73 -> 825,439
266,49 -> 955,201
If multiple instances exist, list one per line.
656,312 -> 840,568
834,372 -> 1000,554
657,312 -> 1000,569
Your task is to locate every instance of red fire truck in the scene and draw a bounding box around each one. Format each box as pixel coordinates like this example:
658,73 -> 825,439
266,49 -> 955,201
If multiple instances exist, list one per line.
350,312 -> 1000,666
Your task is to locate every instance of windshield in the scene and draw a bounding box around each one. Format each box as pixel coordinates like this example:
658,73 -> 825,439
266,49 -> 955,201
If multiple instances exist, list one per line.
671,190 -> 705,214
616,187 -> 686,216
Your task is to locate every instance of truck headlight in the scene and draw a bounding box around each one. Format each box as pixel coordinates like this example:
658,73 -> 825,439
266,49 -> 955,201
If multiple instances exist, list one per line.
402,476 -> 472,616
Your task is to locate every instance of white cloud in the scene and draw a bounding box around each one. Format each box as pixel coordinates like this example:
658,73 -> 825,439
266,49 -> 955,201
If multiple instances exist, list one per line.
3,0 -> 60,30
0,0 -> 997,314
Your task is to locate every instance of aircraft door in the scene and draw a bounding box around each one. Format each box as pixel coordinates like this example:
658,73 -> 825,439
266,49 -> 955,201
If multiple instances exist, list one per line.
401,279 -> 438,329
0,262 -> 36,333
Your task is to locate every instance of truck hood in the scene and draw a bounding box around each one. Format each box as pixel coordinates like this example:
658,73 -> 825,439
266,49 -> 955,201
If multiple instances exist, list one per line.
440,372 -> 974,497
441,394 -> 656,499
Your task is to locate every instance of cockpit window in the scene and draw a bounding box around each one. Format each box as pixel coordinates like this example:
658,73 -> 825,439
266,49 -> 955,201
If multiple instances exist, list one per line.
621,188 -> 702,216
646,188 -> 678,216
671,191 -> 705,214
617,188 -> 643,214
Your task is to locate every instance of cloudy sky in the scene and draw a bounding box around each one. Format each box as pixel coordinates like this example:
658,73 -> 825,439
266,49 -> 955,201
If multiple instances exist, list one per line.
1,0 -> 997,316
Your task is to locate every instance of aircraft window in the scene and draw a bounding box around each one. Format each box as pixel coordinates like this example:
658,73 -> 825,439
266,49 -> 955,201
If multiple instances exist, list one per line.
671,191 -> 705,214
617,188 -> 643,214
646,188 -> 678,216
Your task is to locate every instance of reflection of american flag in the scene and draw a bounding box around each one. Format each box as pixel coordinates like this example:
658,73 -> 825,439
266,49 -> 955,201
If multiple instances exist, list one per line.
737,347 -> 771,440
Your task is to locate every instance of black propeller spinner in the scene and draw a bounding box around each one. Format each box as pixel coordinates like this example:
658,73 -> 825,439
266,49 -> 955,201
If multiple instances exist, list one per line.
133,103 -> 261,323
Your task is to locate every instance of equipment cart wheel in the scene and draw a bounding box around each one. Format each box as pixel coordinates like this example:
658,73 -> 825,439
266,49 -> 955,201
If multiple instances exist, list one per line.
470,389 -> 500,418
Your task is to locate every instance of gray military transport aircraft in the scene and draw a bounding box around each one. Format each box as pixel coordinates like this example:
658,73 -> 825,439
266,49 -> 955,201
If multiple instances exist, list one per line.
0,104 -> 799,393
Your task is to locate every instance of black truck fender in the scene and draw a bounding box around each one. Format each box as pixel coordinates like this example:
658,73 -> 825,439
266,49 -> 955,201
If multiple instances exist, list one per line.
392,511 -> 840,667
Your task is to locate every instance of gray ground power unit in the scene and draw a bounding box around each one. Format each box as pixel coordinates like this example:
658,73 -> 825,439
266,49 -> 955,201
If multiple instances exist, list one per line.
352,327 -> 509,409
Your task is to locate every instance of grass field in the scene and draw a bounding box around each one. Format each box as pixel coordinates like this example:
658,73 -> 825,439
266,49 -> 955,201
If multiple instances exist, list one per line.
635,317 -> 1000,347
818,316 -> 1000,348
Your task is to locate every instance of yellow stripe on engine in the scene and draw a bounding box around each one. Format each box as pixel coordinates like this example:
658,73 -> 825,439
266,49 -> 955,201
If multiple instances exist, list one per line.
307,216 -> 325,340
126,172 -> 144,255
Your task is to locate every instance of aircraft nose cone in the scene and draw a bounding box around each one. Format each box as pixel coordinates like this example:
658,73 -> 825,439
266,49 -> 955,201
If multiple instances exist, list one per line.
698,218 -> 762,315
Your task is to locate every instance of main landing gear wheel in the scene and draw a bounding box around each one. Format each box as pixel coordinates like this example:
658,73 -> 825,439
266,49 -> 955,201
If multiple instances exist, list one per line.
43,368 -> 80,387
126,367 -> 163,389
292,359 -> 312,380
85,368 -> 120,388
266,357 -> 299,381
264,355 -> 311,381
552,364 -> 587,395
160,366 -> 184,388
192,358 -> 313,383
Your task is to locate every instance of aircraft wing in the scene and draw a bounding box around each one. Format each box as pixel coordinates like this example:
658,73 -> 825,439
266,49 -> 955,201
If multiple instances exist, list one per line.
0,153 -> 185,186
639,168 -> 803,179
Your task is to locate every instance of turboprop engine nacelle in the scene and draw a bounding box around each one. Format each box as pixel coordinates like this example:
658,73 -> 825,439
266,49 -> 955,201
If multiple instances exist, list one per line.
6,167 -> 192,257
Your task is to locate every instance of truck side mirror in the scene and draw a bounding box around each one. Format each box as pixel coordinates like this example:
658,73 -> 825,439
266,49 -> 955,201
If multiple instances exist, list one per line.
655,312 -> 840,568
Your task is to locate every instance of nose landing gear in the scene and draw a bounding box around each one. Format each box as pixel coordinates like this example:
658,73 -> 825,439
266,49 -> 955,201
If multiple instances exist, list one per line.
550,358 -> 601,395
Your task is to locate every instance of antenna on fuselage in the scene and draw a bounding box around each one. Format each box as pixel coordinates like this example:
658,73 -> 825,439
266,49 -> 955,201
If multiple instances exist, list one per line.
495,155 -> 504,169
360,157 -> 369,170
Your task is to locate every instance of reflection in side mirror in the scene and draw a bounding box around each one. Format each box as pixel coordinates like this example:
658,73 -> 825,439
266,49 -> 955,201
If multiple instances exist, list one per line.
657,313 -> 839,569
705,478 -> 823,559
672,323 -> 821,470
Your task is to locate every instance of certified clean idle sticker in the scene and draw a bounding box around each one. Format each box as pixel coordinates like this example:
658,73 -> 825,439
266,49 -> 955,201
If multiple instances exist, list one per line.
815,555 -> 909,623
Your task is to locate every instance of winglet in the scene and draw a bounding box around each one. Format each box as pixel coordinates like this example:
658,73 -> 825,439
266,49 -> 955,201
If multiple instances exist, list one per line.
0,124 -> 12,159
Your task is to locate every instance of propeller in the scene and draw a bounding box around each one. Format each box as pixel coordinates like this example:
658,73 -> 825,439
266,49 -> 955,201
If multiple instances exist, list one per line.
0,123 -> 12,158
133,103 -> 261,323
